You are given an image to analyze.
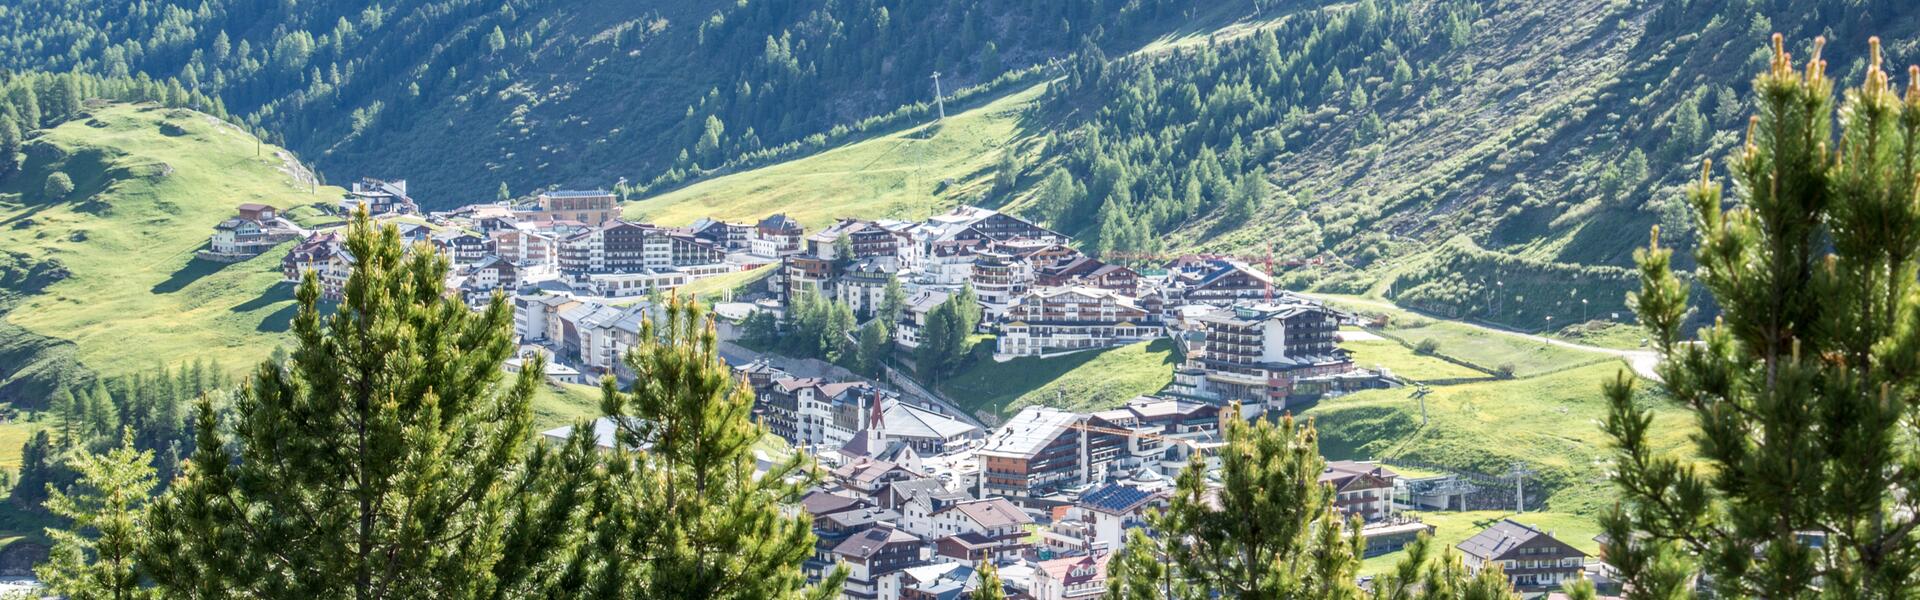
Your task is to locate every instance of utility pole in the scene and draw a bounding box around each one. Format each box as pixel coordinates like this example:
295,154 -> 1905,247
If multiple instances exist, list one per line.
930,71 -> 947,120
1507,462 -> 1534,513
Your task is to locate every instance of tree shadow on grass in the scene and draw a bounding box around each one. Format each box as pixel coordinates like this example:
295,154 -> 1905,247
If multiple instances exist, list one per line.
230,282 -> 293,313
151,257 -> 226,294
255,303 -> 297,333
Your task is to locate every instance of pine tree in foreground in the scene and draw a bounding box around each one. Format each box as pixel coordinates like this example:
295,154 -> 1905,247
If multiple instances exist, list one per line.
1107,406 -> 1369,599
37,429 -> 158,600
1107,405 -> 1520,600
141,210 -> 590,599
1607,35 -> 1920,598
579,295 -> 845,599
973,561 -> 1006,600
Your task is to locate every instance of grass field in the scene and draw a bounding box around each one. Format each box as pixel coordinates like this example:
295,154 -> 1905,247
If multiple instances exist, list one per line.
1551,320 -> 1650,351
0,103 -> 345,384
627,83 -> 1046,229
0,418 -> 45,471
530,381 -> 605,430
1316,295 -> 1614,378
1308,361 -> 1687,516
1342,338 -> 1491,382
937,338 -> 1176,422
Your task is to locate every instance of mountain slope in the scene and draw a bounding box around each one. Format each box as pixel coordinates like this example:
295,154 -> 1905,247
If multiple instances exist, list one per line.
0,0 -> 1236,203
0,103 -> 338,404
628,0 -> 1920,332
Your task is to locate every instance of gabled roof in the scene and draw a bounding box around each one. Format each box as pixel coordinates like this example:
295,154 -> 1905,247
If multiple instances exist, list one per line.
1456,519 -> 1586,561
831,525 -> 922,559
800,490 -> 869,517
1037,553 -> 1109,586
936,498 -> 1032,529
882,400 -> 979,441
757,213 -> 803,232
889,478 -> 971,505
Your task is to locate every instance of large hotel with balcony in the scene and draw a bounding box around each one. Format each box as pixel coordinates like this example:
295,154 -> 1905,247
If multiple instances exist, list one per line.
1169,299 -> 1371,412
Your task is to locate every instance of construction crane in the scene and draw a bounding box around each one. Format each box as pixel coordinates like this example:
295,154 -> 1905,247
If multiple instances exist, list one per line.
1065,420 -> 1178,443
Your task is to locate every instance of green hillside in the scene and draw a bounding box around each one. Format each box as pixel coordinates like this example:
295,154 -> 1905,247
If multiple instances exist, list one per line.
629,83 -> 1045,228
0,103 -> 341,404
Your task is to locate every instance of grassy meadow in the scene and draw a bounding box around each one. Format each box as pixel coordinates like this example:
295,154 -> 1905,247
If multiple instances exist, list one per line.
938,338 -> 1176,423
0,103 -> 344,384
626,83 -> 1046,229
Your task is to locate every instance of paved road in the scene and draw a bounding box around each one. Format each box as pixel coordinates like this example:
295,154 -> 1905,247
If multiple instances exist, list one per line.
1309,294 -> 1663,381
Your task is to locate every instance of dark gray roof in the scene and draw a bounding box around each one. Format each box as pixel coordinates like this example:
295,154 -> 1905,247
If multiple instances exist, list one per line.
1456,518 -> 1583,560
831,525 -> 921,559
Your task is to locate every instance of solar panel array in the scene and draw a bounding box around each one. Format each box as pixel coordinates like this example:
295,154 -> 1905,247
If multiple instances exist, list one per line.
1081,483 -> 1152,512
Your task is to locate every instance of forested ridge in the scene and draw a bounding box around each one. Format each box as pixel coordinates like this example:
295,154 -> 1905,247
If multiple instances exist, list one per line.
0,0 -> 1228,202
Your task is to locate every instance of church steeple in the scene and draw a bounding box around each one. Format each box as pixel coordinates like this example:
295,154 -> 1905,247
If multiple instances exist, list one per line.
864,387 -> 887,449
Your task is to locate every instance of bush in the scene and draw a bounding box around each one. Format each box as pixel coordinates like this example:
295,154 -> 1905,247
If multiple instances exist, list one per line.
1413,338 -> 1440,355
44,171 -> 74,200
1495,362 -> 1516,378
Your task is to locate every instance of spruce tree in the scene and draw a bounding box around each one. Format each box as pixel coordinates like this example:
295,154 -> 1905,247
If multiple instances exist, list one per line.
142,210 -> 583,599
582,296 -> 846,598
880,275 -> 907,325
0,115 -> 20,180
1605,36 -> 1920,597
37,429 -> 158,600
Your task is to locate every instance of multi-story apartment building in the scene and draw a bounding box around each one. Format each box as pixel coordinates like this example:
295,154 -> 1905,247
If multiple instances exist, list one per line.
204,203 -> 299,260
896,290 -> 952,349
996,286 -> 1158,359
431,230 -> 492,265
518,190 -> 620,226
832,524 -> 927,600
808,218 -> 908,262
753,213 -> 807,257
975,407 -> 1127,500
280,231 -> 351,300
1035,256 -> 1140,293
1169,300 -> 1356,412
835,259 -> 897,319
1319,461 -> 1399,522
557,222 -> 726,281
919,206 -> 1064,247
689,218 -> 754,250
927,498 -> 1032,560
1457,519 -> 1589,591
969,248 -> 1032,318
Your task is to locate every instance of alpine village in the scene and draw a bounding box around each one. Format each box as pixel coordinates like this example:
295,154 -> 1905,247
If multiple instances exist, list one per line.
0,1 -> 1917,599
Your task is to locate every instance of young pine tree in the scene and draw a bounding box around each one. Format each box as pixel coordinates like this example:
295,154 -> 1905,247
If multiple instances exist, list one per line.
582,296 -> 846,598
1107,405 -> 1367,599
1605,36 -> 1920,597
142,210 -> 583,599
974,561 -> 1006,600
37,429 -> 158,600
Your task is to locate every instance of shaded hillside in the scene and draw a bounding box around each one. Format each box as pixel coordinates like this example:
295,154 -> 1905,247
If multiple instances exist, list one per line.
0,103 -> 341,405
0,0 -> 1250,204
